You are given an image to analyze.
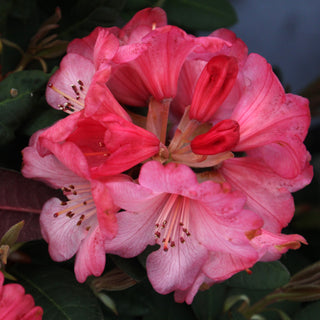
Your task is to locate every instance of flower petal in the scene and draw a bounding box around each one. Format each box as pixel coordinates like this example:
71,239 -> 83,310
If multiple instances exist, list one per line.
146,238 -> 208,295
40,198 -> 89,261
251,229 -> 307,261
220,157 -> 313,232
74,225 -> 106,282
231,54 -> 311,178
46,54 -> 95,112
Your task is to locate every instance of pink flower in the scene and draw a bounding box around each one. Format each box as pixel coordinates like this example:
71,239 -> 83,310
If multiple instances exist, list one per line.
104,161 -> 306,302
22,131 -> 125,282
166,43 -> 313,234
0,271 -> 43,320
21,7 -> 313,305
104,161 -> 265,296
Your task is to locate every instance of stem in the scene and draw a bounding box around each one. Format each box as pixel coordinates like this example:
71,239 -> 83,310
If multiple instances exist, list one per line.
146,97 -> 171,144
240,290 -> 286,318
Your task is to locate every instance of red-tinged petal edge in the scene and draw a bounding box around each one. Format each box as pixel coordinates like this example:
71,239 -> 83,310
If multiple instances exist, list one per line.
191,119 -> 240,155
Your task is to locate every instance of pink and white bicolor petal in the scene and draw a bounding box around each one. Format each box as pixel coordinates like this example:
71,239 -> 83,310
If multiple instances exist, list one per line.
46,54 -> 95,112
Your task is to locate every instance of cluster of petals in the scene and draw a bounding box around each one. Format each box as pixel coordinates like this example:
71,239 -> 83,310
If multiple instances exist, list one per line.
22,7 -> 313,304
0,271 -> 43,320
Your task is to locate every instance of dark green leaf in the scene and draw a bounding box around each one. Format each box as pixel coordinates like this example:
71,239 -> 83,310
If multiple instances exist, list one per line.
12,264 -> 103,320
143,285 -> 196,320
107,280 -> 151,317
192,283 -> 227,320
21,108 -> 65,136
60,0 -> 126,40
110,255 -> 147,281
163,0 -> 237,31
0,70 -> 50,145
226,262 -> 290,290
293,301 -> 320,320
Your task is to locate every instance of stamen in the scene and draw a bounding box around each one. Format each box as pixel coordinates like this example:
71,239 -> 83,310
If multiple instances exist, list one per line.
154,194 -> 191,251
47,83 -> 85,112
152,22 -> 157,30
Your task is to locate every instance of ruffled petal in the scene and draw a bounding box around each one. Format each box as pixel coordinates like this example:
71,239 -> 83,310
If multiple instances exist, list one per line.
104,209 -> 157,258
202,251 -> 257,282
193,201 -> 262,258
221,157 -> 313,232
74,225 -> 106,282
22,130 -> 86,188
231,54 -> 311,178
251,229 -> 307,261
147,238 -> 208,295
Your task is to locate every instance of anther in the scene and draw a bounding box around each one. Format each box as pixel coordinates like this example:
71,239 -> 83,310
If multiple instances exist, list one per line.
66,211 -> 74,218
76,220 -> 82,226
61,201 -> 67,206
155,231 -> 161,238
71,85 -> 80,96
53,213 -> 59,218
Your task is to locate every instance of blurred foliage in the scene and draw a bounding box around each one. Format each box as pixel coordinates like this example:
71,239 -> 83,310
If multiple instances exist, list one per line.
0,0 -> 319,319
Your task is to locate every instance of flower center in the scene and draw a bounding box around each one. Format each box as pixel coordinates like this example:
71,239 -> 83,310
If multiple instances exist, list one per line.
154,194 -> 191,251
47,79 -> 86,113
53,183 -> 95,229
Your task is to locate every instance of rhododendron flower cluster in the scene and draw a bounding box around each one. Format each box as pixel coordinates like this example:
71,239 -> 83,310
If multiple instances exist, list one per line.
22,7 -> 313,303
0,271 -> 43,320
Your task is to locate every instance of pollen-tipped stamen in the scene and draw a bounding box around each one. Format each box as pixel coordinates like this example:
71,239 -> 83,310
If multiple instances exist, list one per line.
154,194 -> 191,251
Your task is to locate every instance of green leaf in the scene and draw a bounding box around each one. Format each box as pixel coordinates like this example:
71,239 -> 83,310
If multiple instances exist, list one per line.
293,301 -> 320,320
192,283 -> 227,320
163,0 -> 237,31
110,255 -> 146,281
226,262 -> 290,290
21,108 -> 65,136
0,70 -> 50,145
12,264 -> 103,320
